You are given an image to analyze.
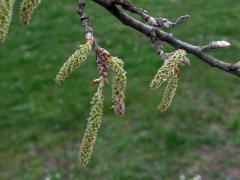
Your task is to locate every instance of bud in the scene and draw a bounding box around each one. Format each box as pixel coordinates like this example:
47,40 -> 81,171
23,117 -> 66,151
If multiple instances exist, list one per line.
85,32 -> 94,45
108,56 -> 127,116
158,73 -> 178,112
79,79 -> 104,166
20,0 -> 41,25
150,49 -> 186,89
181,56 -> 190,66
55,42 -> 92,84
209,41 -> 231,49
0,0 -> 15,42
175,15 -> 190,25
147,17 -> 158,27
234,61 -> 240,69
91,78 -> 101,86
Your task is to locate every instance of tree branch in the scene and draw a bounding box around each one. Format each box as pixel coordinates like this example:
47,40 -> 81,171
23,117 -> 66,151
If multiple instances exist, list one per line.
79,0 -> 240,77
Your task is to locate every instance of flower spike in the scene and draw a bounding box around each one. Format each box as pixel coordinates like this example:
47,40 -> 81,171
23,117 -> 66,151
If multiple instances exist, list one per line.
79,77 -> 105,166
158,72 -> 179,112
20,0 -> 41,25
0,0 -> 15,42
55,41 -> 92,85
150,49 -> 186,89
108,56 -> 127,116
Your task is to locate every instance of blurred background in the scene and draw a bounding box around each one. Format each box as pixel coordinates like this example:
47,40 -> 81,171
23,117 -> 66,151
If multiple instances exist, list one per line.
0,0 -> 240,179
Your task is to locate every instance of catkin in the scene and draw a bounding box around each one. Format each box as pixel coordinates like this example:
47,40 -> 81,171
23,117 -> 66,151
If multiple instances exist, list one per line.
20,0 -> 41,25
55,42 -> 92,85
150,49 -> 186,89
158,73 -> 178,112
109,56 -> 127,116
0,0 -> 15,42
79,79 -> 104,166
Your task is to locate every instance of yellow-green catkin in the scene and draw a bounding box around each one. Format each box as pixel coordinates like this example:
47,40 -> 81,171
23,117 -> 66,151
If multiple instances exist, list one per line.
150,49 -> 186,89
55,42 -> 92,85
158,73 -> 178,112
20,0 -> 41,25
0,0 -> 15,42
79,79 -> 104,166
109,56 -> 127,116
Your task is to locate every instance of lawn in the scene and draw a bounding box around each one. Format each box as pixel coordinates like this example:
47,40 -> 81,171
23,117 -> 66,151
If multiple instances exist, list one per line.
0,0 -> 240,179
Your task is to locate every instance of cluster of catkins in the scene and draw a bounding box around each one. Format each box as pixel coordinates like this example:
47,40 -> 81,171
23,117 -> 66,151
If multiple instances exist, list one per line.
55,40 -> 127,166
0,0 -> 41,42
55,43 -> 186,165
0,0 -> 187,166
150,49 -> 186,112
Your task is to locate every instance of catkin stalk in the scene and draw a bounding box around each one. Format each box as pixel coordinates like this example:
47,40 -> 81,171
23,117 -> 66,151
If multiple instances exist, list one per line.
79,79 -> 104,166
109,56 -> 127,116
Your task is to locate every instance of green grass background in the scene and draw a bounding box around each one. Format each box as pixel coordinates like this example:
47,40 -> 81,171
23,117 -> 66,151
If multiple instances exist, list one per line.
0,0 -> 240,179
